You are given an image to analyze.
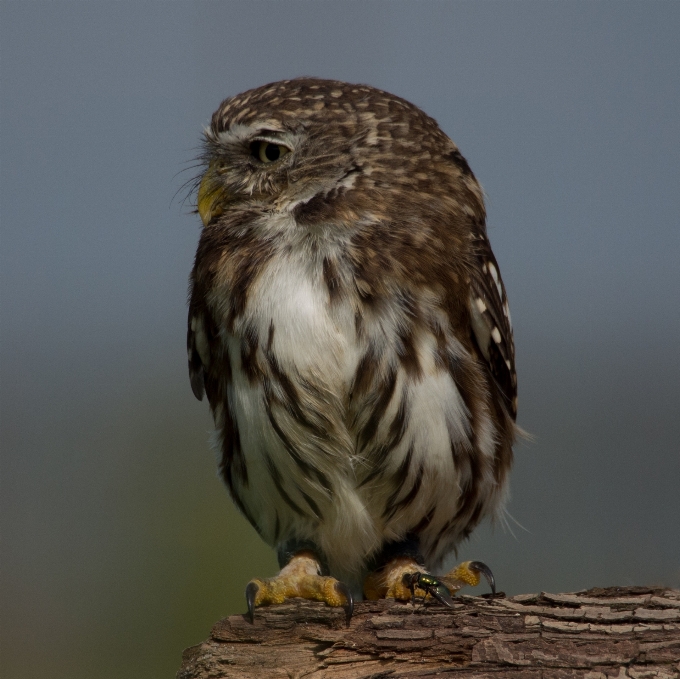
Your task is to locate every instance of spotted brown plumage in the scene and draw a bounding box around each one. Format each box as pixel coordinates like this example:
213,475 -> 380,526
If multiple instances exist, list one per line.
187,78 -> 518,606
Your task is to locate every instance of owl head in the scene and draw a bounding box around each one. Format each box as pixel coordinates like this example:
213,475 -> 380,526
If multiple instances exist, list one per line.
196,78 -> 482,232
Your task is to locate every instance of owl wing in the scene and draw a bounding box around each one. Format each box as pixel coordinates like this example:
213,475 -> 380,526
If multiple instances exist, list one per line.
188,307 -> 206,401
468,230 -> 517,420
187,264 -> 217,402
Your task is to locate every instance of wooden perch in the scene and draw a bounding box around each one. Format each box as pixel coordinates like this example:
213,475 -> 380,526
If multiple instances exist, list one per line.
177,586 -> 680,678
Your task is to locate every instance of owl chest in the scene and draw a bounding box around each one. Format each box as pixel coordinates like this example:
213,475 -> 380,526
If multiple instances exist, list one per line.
230,254 -> 361,394
222,254 -> 362,521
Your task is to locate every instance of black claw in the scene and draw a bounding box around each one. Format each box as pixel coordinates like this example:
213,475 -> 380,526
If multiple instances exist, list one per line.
335,581 -> 354,627
468,561 -> 496,596
245,582 -> 259,624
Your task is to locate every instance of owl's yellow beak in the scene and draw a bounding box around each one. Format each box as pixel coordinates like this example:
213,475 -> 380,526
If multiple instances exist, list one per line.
197,163 -> 229,227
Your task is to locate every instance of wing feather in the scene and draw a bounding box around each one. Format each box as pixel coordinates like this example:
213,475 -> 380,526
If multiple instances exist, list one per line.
468,231 -> 517,420
187,310 -> 206,401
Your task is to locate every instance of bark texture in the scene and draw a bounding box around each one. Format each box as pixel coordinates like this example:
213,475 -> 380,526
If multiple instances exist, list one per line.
177,587 -> 680,678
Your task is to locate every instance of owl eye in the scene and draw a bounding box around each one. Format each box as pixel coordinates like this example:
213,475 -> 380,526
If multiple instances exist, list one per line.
250,140 -> 291,164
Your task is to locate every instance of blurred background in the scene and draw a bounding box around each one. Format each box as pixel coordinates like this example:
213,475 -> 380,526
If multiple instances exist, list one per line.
1,2 -> 679,678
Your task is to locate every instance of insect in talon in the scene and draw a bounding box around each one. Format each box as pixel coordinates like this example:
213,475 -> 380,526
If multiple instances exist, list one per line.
403,572 -> 455,608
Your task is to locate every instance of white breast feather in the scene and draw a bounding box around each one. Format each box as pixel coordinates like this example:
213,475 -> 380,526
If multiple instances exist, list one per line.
220,239 -> 500,581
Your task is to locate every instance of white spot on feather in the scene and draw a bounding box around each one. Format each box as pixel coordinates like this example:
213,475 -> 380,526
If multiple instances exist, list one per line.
469,294 -> 491,360
503,301 -> 513,329
487,262 -> 504,300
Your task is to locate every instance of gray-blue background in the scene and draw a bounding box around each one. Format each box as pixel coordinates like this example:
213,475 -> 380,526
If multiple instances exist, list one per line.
2,2 -> 679,678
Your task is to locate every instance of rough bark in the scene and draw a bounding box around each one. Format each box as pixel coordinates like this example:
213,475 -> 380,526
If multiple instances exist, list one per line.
177,587 -> 680,678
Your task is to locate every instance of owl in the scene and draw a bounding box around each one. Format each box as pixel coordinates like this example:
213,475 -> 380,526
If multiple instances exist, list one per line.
188,78 -> 516,623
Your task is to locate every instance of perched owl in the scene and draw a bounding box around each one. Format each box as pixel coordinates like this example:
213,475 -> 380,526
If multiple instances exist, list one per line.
188,78 -> 517,623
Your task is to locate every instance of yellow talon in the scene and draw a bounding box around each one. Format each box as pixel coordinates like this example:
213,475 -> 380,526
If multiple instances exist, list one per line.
363,556 -> 425,601
447,560 -> 482,587
363,558 -> 497,603
443,560 -> 496,595
245,551 -> 353,625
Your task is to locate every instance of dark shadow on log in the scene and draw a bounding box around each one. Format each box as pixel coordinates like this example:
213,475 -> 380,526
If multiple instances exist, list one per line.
177,587 -> 680,678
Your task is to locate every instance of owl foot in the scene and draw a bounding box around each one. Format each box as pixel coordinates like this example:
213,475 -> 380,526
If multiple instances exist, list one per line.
364,556 -> 433,602
404,560 -> 497,604
245,550 -> 353,626
363,557 -> 496,606
442,560 -> 496,596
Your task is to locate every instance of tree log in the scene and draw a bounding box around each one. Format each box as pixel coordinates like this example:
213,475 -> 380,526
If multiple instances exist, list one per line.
177,587 -> 680,678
